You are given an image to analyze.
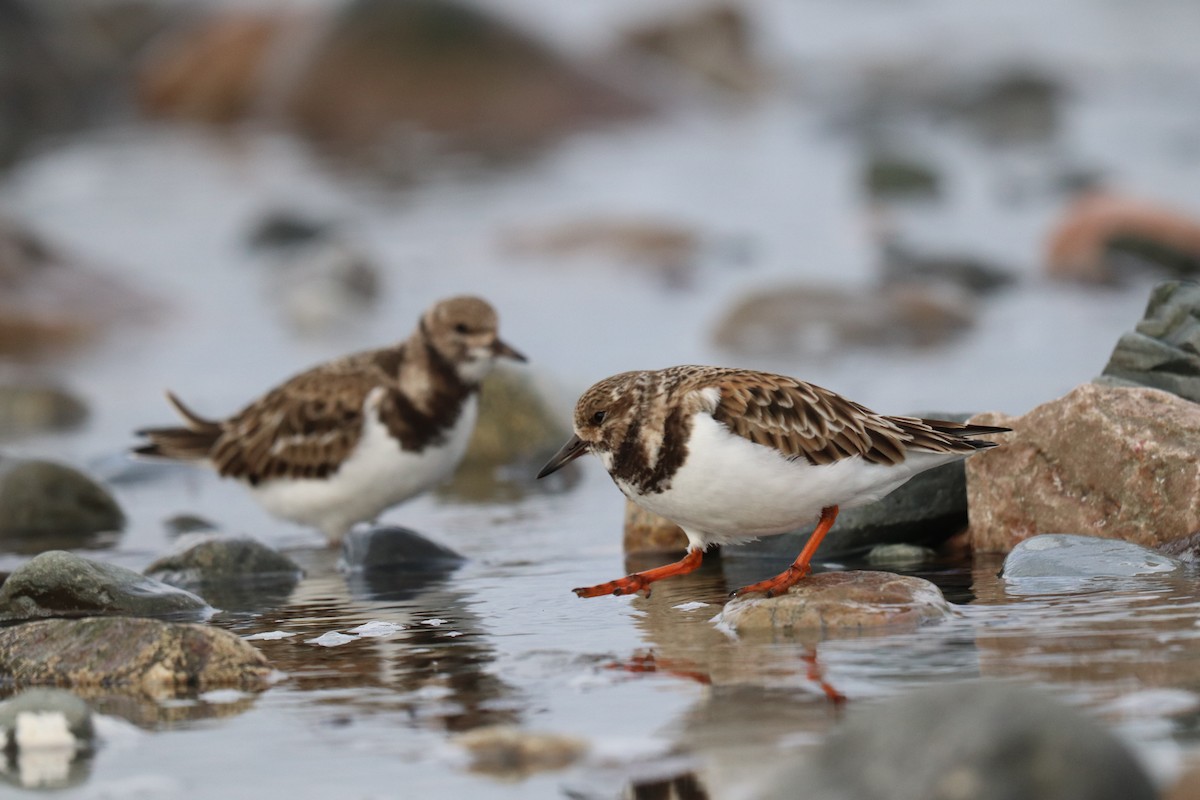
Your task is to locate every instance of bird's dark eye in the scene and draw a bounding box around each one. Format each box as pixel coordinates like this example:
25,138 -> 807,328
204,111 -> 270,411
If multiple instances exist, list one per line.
591,410 -> 607,425
454,323 -> 469,334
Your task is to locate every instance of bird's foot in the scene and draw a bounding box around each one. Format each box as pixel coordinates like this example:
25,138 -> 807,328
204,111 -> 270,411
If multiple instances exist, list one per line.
574,574 -> 652,598
732,563 -> 811,598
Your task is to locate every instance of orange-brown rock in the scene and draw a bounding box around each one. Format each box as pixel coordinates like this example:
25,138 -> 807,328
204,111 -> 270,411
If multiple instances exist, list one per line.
1046,191 -> 1200,283
138,13 -> 292,123
623,500 -> 689,555
718,571 -> 951,636
967,383 -> 1200,553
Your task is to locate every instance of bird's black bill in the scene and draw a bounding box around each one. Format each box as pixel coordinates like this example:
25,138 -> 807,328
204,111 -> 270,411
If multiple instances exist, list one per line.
537,434 -> 587,479
492,338 -> 527,362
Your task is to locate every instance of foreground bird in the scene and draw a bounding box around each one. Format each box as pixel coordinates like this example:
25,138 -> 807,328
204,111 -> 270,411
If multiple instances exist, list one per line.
538,365 -> 1008,598
135,296 -> 525,543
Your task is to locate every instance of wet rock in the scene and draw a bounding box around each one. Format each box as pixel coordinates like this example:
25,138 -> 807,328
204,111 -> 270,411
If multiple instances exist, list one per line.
0,551 -> 210,623
0,384 -> 88,438
863,155 -> 940,200
0,617 -> 272,696
718,572 -> 951,637
340,526 -> 464,573
865,543 -> 936,568
968,383 -> 1200,553
455,725 -> 587,778
0,458 -> 124,540
0,216 -> 155,359
712,283 -> 973,357
613,4 -> 766,94
0,689 -> 94,790
144,533 -> 303,591
1002,534 -> 1182,579
623,500 -> 689,555
341,527 -> 465,602
1046,192 -> 1200,283
439,366 -> 575,502
779,682 -> 1155,800
1097,280 -> 1200,401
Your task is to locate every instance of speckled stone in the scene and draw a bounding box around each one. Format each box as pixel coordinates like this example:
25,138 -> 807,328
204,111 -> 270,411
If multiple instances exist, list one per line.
718,571 -> 951,636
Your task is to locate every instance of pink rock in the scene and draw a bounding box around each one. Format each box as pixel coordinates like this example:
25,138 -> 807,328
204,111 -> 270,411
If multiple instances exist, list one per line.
967,383 -> 1200,553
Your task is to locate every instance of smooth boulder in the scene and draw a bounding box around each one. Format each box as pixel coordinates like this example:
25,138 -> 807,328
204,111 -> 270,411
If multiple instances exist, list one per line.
0,551 -> 210,622
0,617 -> 271,696
145,534 -> 302,588
967,383 -> 1200,552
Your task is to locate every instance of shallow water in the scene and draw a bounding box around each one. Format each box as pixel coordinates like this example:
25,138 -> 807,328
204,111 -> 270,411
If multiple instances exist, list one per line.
4,0 -> 1200,795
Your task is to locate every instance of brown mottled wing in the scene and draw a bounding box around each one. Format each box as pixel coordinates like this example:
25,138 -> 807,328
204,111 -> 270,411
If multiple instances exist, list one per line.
210,354 -> 384,484
701,370 -> 988,466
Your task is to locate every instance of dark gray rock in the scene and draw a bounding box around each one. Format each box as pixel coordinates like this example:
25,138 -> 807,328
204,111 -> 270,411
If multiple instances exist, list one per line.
145,534 -> 302,612
0,458 -> 124,541
0,617 -> 272,695
0,551 -> 211,622
1002,534 -> 1182,579
340,526 -> 464,572
864,155 -> 940,200
880,242 -> 1017,296
145,534 -> 302,587
1098,280 -> 1200,401
774,681 -> 1155,800
728,416 -> 975,565
341,527 -> 466,602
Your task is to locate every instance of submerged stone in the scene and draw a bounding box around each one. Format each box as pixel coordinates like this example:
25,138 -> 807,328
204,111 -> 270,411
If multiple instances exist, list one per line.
455,725 -> 587,778
0,551 -> 210,623
775,682 -> 1155,800
0,617 -> 272,697
1001,534 -> 1182,579
719,571 -> 951,637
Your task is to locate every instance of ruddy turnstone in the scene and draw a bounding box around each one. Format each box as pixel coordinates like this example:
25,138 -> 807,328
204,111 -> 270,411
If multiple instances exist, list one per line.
537,365 -> 1008,598
134,296 -> 525,543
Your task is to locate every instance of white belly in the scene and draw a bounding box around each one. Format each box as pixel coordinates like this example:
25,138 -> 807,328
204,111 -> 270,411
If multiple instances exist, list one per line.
613,412 -> 962,550
250,395 -> 478,542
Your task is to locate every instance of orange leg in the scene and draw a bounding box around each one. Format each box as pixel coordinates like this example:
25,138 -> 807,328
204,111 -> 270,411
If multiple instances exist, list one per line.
733,505 -> 839,597
574,549 -> 704,598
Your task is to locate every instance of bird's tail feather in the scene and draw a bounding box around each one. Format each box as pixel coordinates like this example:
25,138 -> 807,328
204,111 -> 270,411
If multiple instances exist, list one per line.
132,391 -> 221,460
